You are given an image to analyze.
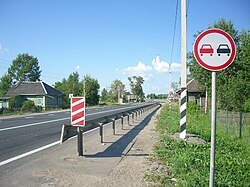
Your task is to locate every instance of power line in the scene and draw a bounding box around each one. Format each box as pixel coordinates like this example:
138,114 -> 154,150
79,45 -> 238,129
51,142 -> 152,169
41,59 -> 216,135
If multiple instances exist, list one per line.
170,0 -> 179,64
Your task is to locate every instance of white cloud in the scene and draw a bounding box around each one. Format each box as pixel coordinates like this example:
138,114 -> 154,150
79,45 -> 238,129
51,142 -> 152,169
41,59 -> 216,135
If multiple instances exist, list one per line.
0,43 -> 9,53
76,65 -> 80,70
123,61 -> 152,74
122,61 -> 153,80
152,55 -> 181,73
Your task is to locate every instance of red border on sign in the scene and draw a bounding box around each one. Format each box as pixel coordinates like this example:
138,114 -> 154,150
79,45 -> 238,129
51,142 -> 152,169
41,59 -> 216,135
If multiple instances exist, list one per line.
71,97 -> 85,127
193,29 -> 236,71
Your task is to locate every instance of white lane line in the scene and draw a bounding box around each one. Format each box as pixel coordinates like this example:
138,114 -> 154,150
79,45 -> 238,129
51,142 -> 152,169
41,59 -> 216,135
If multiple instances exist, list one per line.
25,117 -> 34,119
0,104 -> 148,167
0,126 -> 101,167
48,114 -> 55,116
0,105 -> 137,132
0,141 -> 60,167
0,118 -> 69,132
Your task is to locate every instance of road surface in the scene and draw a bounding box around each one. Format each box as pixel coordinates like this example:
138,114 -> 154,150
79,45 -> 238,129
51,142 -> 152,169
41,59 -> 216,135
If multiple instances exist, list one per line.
0,103 -> 153,167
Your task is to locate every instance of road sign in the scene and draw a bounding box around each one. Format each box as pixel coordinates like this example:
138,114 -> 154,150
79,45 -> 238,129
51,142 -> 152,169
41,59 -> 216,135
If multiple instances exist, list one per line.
194,29 -> 237,187
194,29 -> 236,71
71,97 -> 85,127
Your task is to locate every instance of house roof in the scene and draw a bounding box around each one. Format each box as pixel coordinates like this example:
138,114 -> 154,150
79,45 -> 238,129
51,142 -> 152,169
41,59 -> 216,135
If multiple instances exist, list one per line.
5,81 -> 65,97
176,79 -> 205,94
187,79 -> 205,93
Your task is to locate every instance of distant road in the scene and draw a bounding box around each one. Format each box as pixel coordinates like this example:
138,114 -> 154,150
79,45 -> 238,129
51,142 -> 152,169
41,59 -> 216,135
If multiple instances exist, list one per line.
0,103 -> 151,167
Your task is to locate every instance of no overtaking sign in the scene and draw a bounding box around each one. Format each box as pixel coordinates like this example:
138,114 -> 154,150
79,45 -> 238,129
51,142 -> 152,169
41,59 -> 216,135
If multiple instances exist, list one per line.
193,29 -> 236,187
194,29 -> 236,71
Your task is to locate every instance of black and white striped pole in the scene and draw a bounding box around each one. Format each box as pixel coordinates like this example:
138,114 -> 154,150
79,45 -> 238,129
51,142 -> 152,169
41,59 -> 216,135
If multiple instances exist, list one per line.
180,88 -> 187,139
180,0 -> 187,139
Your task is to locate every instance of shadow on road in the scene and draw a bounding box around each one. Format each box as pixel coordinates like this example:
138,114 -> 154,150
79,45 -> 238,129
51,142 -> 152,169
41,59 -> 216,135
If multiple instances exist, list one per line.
85,106 -> 160,158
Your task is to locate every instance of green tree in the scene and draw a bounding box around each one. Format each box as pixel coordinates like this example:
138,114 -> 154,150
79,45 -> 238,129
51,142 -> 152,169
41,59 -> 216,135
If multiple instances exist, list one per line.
128,76 -> 145,101
83,75 -> 100,106
8,53 -> 41,85
188,18 -> 250,111
100,88 -> 108,102
147,93 -> 158,99
108,79 -> 126,103
0,74 -> 11,96
54,71 -> 82,107
0,53 -> 42,96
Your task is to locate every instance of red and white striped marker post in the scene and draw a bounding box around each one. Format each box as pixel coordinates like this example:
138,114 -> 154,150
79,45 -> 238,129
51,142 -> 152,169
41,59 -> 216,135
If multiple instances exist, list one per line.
71,97 -> 85,156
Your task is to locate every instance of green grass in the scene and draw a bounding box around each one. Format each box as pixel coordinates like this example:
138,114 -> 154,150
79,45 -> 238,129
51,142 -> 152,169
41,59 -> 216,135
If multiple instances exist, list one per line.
149,104 -> 250,187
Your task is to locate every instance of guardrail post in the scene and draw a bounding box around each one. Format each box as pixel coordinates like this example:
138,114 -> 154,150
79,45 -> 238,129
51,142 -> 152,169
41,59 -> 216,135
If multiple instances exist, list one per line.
128,114 -> 130,125
99,123 -> 104,143
135,110 -> 138,120
131,112 -> 134,123
77,127 -> 83,156
121,116 -> 124,129
112,119 -> 116,135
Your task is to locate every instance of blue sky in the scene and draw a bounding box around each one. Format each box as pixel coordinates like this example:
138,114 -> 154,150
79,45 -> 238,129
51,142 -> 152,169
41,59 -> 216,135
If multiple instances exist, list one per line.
0,0 -> 249,95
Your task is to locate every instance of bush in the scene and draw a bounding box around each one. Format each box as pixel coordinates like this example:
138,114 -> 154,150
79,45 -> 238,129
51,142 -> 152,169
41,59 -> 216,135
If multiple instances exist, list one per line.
187,101 -> 199,112
21,100 -> 36,111
243,100 -> 250,112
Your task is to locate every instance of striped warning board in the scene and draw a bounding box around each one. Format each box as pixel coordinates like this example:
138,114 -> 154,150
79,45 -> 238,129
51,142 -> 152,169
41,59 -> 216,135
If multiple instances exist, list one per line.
71,97 -> 85,126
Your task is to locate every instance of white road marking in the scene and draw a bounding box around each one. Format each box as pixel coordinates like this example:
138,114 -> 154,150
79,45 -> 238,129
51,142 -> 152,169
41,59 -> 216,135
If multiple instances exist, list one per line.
0,107 -> 127,132
0,104 -> 148,167
25,117 -> 34,119
0,105 -> 142,131
0,141 -> 60,167
0,126 -> 101,167
0,118 -> 69,132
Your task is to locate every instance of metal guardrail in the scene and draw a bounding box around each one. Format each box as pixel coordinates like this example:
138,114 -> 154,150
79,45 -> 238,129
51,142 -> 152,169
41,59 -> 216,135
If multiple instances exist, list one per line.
60,102 -> 161,155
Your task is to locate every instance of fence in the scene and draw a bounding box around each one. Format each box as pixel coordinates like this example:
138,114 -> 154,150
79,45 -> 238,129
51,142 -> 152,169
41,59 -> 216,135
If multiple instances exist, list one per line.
216,110 -> 250,142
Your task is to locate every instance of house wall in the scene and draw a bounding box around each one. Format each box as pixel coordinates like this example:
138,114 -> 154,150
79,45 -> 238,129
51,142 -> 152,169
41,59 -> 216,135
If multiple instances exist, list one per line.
25,96 -> 44,107
0,101 -> 9,109
45,96 -> 63,109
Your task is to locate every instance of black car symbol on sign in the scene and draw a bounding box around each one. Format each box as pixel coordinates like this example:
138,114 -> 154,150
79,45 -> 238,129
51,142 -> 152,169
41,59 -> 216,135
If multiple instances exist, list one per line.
217,44 -> 230,56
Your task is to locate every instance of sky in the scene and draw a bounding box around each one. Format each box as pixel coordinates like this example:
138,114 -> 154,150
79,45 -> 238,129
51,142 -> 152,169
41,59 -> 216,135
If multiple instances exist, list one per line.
0,0 -> 249,95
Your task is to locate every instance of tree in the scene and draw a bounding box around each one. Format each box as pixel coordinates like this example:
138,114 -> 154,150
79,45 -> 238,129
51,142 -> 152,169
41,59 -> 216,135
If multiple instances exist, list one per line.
54,71 -> 82,107
0,53 -> 42,96
188,18 -> 250,111
100,88 -> 108,102
147,93 -> 158,99
108,79 -> 126,103
8,53 -> 42,85
128,76 -> 145,101
83,75 -> 100,106
0,74 -> 11,96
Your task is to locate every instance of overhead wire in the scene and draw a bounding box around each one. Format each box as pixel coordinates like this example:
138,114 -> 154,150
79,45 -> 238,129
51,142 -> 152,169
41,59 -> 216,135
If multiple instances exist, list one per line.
170,0 -> 179,64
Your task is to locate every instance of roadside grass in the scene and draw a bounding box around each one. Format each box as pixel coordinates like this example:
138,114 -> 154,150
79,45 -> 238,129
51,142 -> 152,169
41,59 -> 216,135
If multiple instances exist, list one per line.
148,103 -> 250,187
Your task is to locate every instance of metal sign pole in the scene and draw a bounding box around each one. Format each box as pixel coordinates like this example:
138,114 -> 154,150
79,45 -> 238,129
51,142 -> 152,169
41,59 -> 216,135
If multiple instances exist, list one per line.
209,71 -> 217,187
77,127 -> 83,156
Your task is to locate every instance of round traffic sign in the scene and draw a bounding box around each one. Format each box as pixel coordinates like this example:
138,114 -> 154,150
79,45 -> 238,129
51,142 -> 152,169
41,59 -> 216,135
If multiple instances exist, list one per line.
193,29 -> 236,71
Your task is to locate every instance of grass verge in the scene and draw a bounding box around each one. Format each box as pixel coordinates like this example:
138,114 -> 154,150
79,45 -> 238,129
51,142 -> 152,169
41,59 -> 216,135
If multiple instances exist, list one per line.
147,103 -> 250,186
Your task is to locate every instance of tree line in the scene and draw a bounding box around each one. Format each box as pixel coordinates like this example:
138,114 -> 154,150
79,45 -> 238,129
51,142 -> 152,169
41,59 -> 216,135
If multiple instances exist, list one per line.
0,54 -> 146,108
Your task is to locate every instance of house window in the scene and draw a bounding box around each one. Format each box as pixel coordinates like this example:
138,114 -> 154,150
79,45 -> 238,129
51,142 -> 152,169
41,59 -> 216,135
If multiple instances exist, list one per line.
37,98 -> 43,106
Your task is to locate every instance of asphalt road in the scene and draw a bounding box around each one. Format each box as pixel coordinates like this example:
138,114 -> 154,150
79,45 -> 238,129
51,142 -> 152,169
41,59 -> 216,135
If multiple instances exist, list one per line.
0,103 -> 153,167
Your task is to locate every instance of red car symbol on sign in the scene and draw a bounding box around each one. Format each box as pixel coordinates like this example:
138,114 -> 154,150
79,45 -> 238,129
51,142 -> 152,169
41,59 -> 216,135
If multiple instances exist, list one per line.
200,44 -> 214,56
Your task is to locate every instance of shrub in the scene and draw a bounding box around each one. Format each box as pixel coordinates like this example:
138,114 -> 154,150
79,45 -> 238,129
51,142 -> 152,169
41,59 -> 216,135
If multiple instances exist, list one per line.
187,101 -> 199,112
243,99 -> 250,112
21,100 -> 36,111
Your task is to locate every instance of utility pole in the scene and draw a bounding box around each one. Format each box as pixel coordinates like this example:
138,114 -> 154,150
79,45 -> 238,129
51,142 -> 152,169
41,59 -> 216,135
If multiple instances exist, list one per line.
168,63 -> 172,109
180,0 -> 187,139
